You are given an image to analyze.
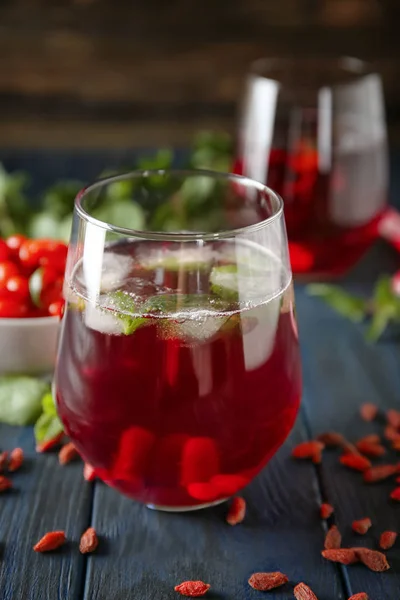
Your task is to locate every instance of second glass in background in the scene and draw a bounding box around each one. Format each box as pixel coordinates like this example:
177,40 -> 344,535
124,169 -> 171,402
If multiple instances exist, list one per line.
235,57 -> 388,277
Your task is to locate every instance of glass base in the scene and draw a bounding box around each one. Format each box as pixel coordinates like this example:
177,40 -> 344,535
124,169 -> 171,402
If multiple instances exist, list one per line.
146,497 -> 228,512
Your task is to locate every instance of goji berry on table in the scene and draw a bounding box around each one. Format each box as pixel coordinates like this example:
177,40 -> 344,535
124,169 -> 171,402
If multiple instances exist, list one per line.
226,496 -> 246,525
174,581 -> 210,597
354,547 -> 390,572
348,594 -> 368,600
248,572 -> 288,591
324,525 -> 342,550
79,527 -> 98,554
340,453 -> 371,472
293,582 -> 319,600
352,518 -> 372,535
320,503 -> 334,519
0,476 -> 12,492
8,448 -> 23,472
384,425 -> 400,442
33,531 -> 66,552
36,432 -> 64,453
58,442 -> 79,465
363,464 -> 399,483
0,451 -> 8,471
360,403 -> 378,421
317,432 -> 345,447
379,531 -> 397,550
387,409 -> 400,429
355,440 -> 385,458
321,548 -> 358,565
292,441 -> 324,460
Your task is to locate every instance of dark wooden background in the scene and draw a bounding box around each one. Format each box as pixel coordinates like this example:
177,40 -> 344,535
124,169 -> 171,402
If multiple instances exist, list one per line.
0,0 -> 399,148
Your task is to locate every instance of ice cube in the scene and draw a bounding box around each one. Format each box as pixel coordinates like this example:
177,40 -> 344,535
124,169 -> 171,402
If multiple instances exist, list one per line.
84,299 -> 124,335
100,251 -> 134,292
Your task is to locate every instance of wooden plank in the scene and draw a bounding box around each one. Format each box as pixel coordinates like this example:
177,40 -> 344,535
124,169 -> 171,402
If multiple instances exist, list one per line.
296,283 -> 400,600
0,424 -> 92,600
84,421 -> 345,600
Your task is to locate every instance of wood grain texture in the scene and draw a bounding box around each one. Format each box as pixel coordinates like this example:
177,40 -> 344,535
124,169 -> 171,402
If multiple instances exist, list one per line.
296,283 -> 400,599
85,421 -> 345,600
0,425 -> 93,600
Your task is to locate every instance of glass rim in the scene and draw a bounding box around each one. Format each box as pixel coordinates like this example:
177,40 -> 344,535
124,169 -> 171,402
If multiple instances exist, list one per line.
75,168 -> 284,242
250,56 -> 376,84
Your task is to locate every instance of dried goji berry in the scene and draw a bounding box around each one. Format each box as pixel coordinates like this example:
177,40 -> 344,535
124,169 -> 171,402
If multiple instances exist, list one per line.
384,425 -> 400,442
348,594 -> 368,600
210,473 -> 248,497
317,432 -> 345,447
293,582 -> 319,600
8,447 -> 23,472
392,439 -> 400,451
321,548 -> 358,565
387,409 -> 400,429
320,503 -> 334,519
390,487 -> 400,501
0,451 -> 8,471
83,463 -> 96,481
226,496 -> 246,526
33,531 -> 66,552
174,580 -> 210,597
354,547 -> 390,572
324,525 -> 342,550
114,426 -> 155,480
363,464 -> 400,483
0,475 -> 12,492
248,572 -> 288,591
379,531 -> 397,550
36,432 -> 64,453
355,440 -> 385,458
181,437 -> 219,486
79,527 -> 98,554
58,442 -> 79,465
147,433 -> 188,487
292,441 -> 324,460
357,434 -> 380,445
352,518 -> 372,535
360,403 -> 378,422
340,453 -> 371,472
186,482 -> 219,502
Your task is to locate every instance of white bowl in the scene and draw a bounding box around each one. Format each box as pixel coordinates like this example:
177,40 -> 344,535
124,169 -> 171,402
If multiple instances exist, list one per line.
0,316 -> 60,374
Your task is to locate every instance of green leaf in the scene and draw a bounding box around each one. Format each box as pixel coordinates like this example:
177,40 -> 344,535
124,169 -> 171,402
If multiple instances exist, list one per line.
136,149 -> 173,171
307,284 -> 367,323
366,310 -> 392,342
41,391 -> 58,416
34,412 -> 63,444
42,181 -> 82,220
92,200 -> 145,231
0,376 -> 49,426
107,291 -> 148,335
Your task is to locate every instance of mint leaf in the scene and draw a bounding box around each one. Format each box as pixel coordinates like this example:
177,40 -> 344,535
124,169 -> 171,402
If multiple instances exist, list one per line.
41,391 -> 58,416
307,284 -> 367,323
0,376 -> 49,426
34,412 -> 63,444
108,290 -> 148,335
366,310 -> 392,342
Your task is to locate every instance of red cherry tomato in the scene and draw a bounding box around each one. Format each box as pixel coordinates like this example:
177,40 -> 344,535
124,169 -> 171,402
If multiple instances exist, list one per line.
5,234 -> 27,260
0,239 -> 9,262
0,261 -> 20,285
40,277 -> 64,308
48,299 -> 65,319
0,298 -> 29,318
5,275 -> 30,301
19,239 -> 67,273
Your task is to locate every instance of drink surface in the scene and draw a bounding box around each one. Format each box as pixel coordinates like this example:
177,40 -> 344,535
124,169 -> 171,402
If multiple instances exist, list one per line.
55,239 -> 301,508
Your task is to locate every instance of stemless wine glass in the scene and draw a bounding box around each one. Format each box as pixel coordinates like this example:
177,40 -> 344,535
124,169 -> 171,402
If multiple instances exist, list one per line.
54,170 -> 302,511
235,57 -> 388,277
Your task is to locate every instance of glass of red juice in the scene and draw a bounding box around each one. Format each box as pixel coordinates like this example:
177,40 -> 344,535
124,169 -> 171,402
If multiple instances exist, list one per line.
55,170 -> 302,511
235,57 -> 388,278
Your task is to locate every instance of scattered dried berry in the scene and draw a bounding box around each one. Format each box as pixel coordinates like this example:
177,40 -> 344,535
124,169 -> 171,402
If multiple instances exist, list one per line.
387,409 -> 400,429
390,487 -> 400,501
58,442 -> 79,465
293,582 -> 318,600
379,531 -> 397,550
317,432 -> 345,447
83,463 -> 96,481
324,525 -> 342,550
352,518 -> 372,535
384,425 -> 400,442
355,440 -> 385,458
174,581 -> 210,597
354,547 -> 390,572
292,441 -> 324,460
79,527 -> 98,554
226,496 -> 246,526
392,439 -> 400,451
363,464 -> 400,483
33,531 -> 66,552
0,451 -> 8,471
321,548 -> 358,565
348,594 -> 368,600
247,572 -> 288,591
36,432 -> 64,453
357,434 -> 380,445
340,453 -> 371,472
0,475 -> 12,492
320,503 -> 334,519
8,447 -> 23,472
360,403 -> 378,422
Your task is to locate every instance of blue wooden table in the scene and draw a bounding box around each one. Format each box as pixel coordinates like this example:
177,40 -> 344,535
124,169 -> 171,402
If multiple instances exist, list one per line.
0,150 -> 399,600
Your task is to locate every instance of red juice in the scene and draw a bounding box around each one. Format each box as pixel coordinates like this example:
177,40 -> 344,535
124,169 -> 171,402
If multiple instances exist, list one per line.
55,240 -> 301,509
